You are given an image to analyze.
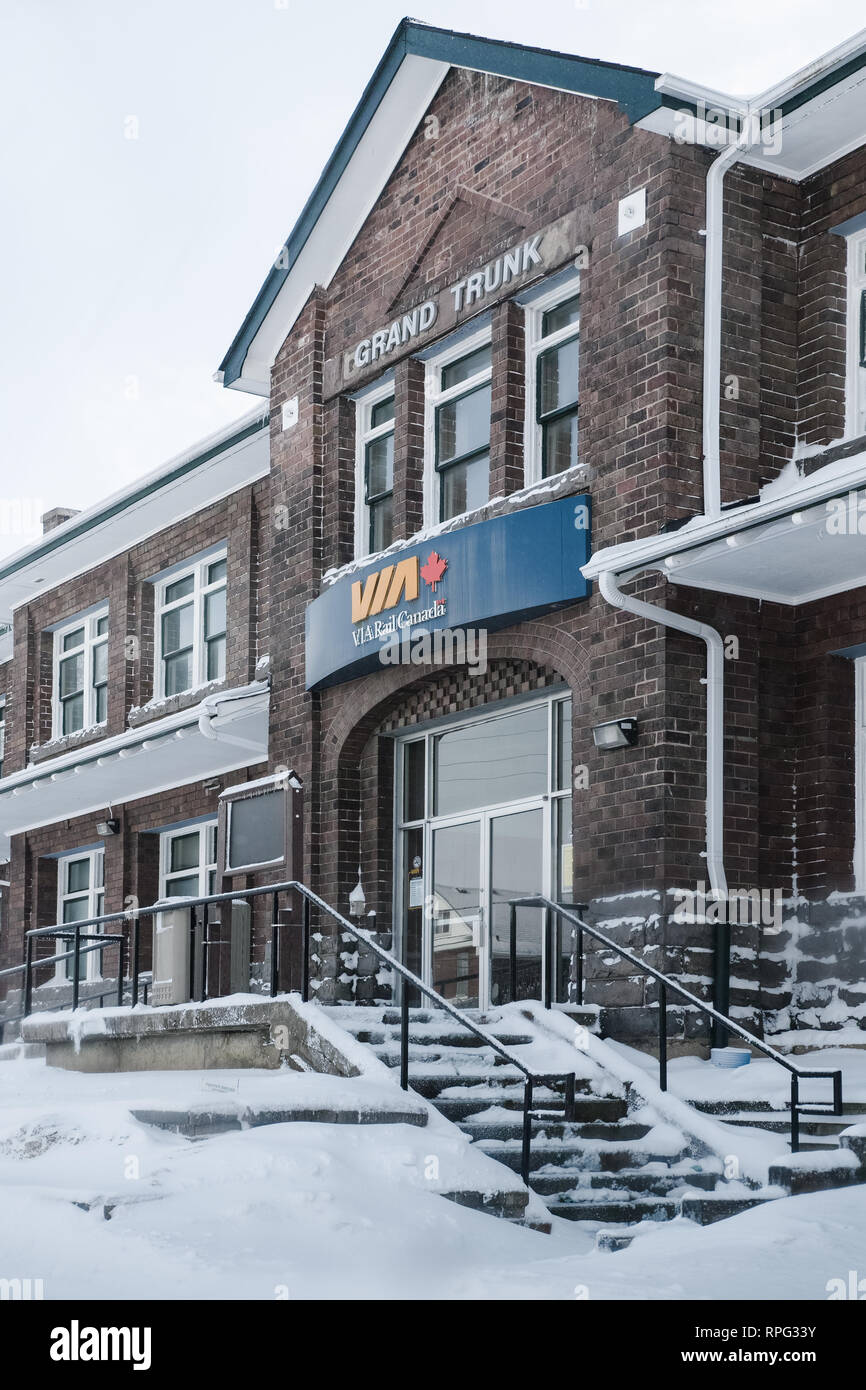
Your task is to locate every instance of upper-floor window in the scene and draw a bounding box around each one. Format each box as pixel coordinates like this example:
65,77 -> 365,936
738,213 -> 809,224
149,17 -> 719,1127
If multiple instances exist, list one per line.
53,609 -> 108,737
847,229 -> 866,439
355,382 -> 395,558
159,821 -> 217,899
57,847 -> 104,981
426,332 -> 492,524
524,277 -> 581,483
156,553 -> 226,699
0,698 -> 5,777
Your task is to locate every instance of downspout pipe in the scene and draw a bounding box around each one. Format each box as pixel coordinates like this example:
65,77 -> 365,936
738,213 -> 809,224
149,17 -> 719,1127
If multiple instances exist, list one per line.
702,111 -> 761,520
599,569 -> 730,1044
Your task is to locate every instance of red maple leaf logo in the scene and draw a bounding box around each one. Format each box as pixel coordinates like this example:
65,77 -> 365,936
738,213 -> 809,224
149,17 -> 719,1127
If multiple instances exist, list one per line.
420,550 -> 448,592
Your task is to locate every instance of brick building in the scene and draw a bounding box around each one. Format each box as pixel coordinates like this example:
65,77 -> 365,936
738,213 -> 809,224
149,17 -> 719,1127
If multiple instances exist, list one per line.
2,21 -> 866,1050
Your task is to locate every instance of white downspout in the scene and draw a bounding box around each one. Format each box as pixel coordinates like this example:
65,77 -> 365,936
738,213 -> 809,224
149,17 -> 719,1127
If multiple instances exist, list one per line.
599,569 -> 727,899
702,111 -> 760,519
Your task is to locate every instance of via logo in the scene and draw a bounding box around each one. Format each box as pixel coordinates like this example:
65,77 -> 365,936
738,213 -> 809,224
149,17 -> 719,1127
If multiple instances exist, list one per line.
826,1270 -> 866,1300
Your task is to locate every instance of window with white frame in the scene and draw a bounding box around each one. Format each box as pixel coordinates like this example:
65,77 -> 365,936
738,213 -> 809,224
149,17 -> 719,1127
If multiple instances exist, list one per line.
524,277 -> 581,484
426,332 -> 492,524
57,848 -> 104,981
155,553 -> 227,698
159,822 -> 218,900
0,698 -> 5,778
355,383 -> 395,558
53,609 -> 109,737
846,230 -> 866,439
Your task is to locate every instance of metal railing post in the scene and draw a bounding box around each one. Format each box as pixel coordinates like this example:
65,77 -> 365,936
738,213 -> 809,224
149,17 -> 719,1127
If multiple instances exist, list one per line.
400,988 -> 409,1091
509,903 -> 517,1003
188,911 -> 196,1002
270,892 -> 280,997
302,895 -> 311,1003
71,926 -> 81,1011
131,913 -> 140,1007
23,934 -> 33,1018
658,982 -> 668,1092
575,923 -> 584,1006
791,1073 -> 800,1154
543,906 -> 552,1010
521,1077 -> 534,1186
564,1072 -> 576,1123
116,935 -> 126,1008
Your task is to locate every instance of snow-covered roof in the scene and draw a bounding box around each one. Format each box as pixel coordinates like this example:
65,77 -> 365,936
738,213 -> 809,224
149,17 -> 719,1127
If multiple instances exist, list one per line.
583,447 -> 866,605
0,406 -> 269,625
0,681 -> 269,855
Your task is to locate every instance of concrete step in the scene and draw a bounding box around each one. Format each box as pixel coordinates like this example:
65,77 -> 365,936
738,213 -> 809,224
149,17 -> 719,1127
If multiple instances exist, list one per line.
131,1100 -> 428,1138
408,1069 -> 527,1098
710,1112 -> 862,1137
474,1140 -> 690,1174
528,1168 -> 720,1197
549,1197 -> 678,1224
678,1194 -> 775,1225
439,1094 -> 627,1124
460,1118 -> 652,1143
441,1188 -> 529,1221
768,1161 -> 864,1196
0,1041 -> 45,1061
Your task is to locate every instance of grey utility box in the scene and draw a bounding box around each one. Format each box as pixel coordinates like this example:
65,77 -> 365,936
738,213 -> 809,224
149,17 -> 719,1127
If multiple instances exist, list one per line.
151,899 -> 251,1005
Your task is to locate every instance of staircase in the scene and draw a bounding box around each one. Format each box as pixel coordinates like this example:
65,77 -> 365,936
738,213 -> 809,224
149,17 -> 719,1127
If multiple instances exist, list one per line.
321,1003 -> 785,1232
687,1098 -> 866,1152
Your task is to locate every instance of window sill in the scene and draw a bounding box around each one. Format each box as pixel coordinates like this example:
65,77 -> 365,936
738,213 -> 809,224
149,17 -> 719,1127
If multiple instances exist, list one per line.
127,680 -> 227,729
30,723 -> 109,765
327,464 -> 589,589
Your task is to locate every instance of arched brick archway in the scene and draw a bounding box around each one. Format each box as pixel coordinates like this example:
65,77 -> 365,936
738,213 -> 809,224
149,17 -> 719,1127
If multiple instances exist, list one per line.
310,629 -> 589,1001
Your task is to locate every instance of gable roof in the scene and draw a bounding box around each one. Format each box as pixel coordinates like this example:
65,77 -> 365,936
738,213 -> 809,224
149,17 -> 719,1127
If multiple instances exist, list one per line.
217,18 -> 662,394
219,18 -> 866,397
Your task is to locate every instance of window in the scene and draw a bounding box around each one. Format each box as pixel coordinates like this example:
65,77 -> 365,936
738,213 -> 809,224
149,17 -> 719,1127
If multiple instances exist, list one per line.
355,384 -> 395,558
53,610 -> 109,737
426,333 -> 492,524
524,278 -> 581,483
156,553 -> 226,698
160,822 -> 218,900
0,698 -> 5,778
57,849 -> 104,982
846,230 -> 866,439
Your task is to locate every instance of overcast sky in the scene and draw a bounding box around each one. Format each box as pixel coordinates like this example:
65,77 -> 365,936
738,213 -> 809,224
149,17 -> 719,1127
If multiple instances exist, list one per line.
1,0 -> 864,561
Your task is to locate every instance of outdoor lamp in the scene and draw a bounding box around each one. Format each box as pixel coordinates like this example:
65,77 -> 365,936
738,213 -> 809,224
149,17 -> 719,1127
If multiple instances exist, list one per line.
592,717 -> 638,750
349,874 -> 366,919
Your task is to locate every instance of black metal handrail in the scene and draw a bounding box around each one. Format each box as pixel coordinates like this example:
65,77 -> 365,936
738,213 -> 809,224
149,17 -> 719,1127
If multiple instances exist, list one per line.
15,881 -> 576,1184
509,895 -> 844,1153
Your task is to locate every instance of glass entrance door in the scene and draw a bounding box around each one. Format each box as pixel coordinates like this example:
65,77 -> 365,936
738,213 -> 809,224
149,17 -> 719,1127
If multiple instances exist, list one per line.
430,820 -> 482,1006
489,805 -> 545,1007
396,694 -> 573,1011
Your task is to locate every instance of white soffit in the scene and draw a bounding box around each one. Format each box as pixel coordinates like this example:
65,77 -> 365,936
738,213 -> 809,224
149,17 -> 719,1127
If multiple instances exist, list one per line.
0,685 -> 269,840
655,502 -> 866,605
642,29 -> 866,181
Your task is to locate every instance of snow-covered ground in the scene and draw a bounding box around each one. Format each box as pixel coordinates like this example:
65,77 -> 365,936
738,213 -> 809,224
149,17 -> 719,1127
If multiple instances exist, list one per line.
0,1057 -> 863,1300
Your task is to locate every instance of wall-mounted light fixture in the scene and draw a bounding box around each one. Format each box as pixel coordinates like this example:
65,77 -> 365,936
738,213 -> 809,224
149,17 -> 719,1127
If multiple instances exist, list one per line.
592,717 -> 638,750
349,873 -> 366,919
96,818 -> 119,837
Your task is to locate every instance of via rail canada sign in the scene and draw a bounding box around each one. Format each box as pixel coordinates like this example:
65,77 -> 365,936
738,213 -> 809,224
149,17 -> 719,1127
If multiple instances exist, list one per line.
304,494 -> 591,690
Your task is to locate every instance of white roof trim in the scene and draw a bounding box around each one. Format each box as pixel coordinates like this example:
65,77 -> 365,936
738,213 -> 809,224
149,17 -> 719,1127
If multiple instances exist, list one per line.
583,447 -> 866,581
232,54 -> 450,394
0,682 -> 269,843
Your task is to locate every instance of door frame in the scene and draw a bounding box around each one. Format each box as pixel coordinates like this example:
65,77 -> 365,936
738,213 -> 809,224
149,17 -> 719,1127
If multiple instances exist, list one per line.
423,795 -> 550,1009
391,695 -> 569,1011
